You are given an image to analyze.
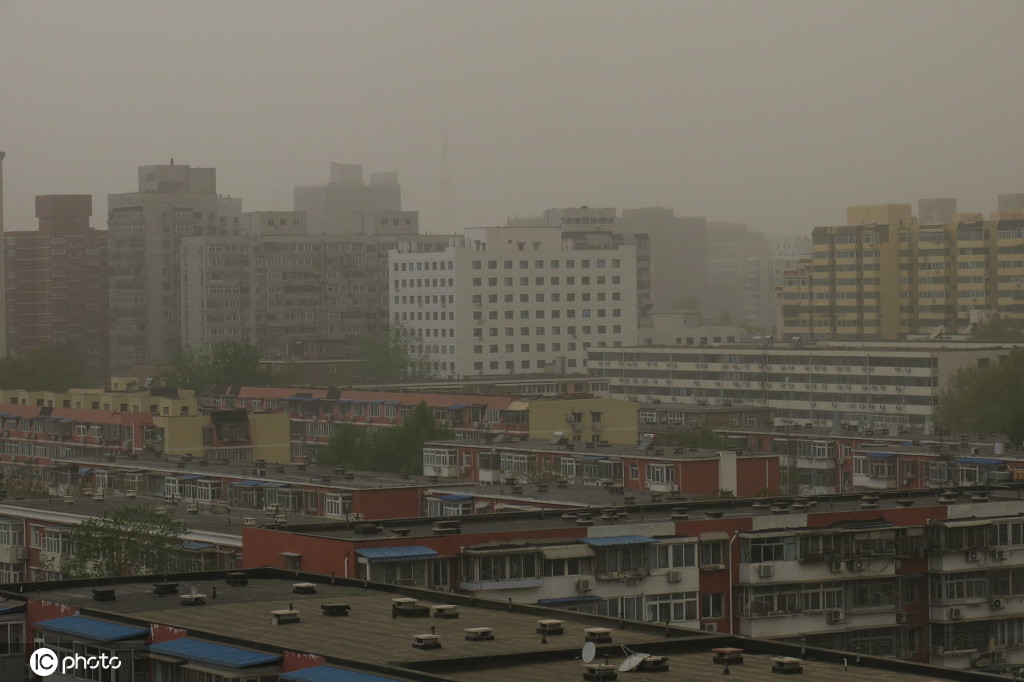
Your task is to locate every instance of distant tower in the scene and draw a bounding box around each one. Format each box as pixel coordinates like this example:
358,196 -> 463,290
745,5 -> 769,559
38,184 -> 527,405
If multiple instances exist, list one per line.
439,111 -> 455,231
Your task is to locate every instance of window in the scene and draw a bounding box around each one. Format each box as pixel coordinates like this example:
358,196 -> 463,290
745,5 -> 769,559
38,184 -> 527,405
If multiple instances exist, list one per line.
701,593 -> 724,619
646,592 -> 698,622
701,541 -> 726,567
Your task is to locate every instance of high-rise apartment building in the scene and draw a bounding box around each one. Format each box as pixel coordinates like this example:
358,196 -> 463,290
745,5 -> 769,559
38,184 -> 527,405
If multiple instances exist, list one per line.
5,195 -> 109,378
389,225 -> 639,378
181,214 -> 449,358
293,163 -> 401,234
777,203 -> 1024,340
998,193 -> 1024,213
618,208 -> 706,313
107,163 -> 242,372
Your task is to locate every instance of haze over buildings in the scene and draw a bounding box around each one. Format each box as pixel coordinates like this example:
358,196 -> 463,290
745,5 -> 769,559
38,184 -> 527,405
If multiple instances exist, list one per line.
3,2 -> 1024,237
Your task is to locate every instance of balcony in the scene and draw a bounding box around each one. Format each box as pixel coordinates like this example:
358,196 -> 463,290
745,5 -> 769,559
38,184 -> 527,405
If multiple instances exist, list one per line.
459,578 -> 544,591
596,567 -> 649,581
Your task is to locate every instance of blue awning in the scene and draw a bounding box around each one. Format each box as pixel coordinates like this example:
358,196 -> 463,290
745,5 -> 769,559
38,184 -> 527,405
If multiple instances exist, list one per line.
337,399 -> 353,403
355,546 -> 438,562
36,616 -> 148,642
383,400 -> 401,406
581,455 -> 605,461
178,474 -> 203,480
183,541 -> 215,550
368,399 -> 385,405
231,480 -> 263,487
78,467 -> 93,475
537,596 -> 602,604
580,535 -> 658,546
439,494 -> 473,502
448,404 -> 466,410
287,396 -> 319,402
149,638 -> 280,668
865,452 -> 896,459
959,457 -> 1005,465
281,666 -> 402,682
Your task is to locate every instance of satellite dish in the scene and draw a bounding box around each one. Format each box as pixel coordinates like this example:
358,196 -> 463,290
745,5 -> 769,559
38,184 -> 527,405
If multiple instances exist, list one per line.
581,641 -> 596,663
618,652 -> 650,672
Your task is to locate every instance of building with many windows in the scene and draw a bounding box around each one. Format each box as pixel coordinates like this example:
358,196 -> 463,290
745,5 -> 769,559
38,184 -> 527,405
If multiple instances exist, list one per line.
107,163 -> 242,371
293,162 -> 402,234
4,195 -> 109,379
389,225 -> 639,378
588,342 -> 1012,430
777,203 -> 1024,341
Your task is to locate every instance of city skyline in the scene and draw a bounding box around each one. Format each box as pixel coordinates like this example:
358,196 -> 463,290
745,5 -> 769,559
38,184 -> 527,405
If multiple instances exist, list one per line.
3,1 -> 1024,236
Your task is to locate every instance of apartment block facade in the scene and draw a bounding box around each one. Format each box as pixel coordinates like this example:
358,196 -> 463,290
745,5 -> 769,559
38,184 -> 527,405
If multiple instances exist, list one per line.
107,163 -> 242,371
293,163 -> 401,234
588,343 -> 1010,430
4,195 -> 109,379
389,225 -> 640,378
180,231 -> 450,358
777,203 -> 1024,341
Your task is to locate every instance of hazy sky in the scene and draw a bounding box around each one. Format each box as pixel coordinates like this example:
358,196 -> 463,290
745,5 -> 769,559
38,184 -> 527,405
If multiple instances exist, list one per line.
2,0 -> 1023,235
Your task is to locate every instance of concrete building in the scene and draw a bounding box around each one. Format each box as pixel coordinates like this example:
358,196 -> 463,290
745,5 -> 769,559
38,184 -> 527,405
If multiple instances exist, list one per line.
998,193 -> 1024,212
705,222 -> 773,329
619,208 -> 706,314
3,195 -> 109,379
293,163 -> 401,234
919,197 -> 958,224
389,225 -> 639,379
588,342 -> 1013,431
237,481 -> 1024,672
0,568 -> 970,682
107,163 -> 243,372
638,311 -> 749,347
180,230 -> 449,359
777,205 -> 1024,340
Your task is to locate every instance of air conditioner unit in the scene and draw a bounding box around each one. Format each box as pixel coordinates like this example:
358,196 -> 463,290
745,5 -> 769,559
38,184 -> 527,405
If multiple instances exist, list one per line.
826,609 -> 845,624
702,623 -> 718,632
15,547 -> 29,560
830,561 -> 844,573
576,579 -> 594,592
994,549 -> 1011,561
966,550 -> 981,562
667,570 -> 682,583
851,560 -> 866,572
895,611 -> 907,624
756,564 -> 775,578
992,598 -> 1005,610
949,607 -> 964,620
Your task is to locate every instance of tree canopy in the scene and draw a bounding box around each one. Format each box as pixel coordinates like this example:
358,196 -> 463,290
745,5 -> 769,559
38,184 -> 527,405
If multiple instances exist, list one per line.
318,401 -> 452,473
163,340 -> 272,391
0,343 -> 89,391
355,322 -> 435,383
935,349 -> 1024,445
53,507 -> 189,578
970,314 -> 1024,343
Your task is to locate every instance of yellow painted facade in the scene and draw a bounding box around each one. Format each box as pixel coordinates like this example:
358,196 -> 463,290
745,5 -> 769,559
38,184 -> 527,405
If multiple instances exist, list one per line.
0,384 -> 197,416
526,397 -> 638,445
778,208 -> 1024,340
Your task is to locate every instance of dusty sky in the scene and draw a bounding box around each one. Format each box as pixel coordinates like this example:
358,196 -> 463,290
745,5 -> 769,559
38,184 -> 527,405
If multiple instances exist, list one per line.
1,0 -> 1022,235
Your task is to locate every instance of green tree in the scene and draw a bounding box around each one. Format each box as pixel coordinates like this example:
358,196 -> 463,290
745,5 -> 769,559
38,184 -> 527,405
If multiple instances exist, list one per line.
935,349 -> 1024,445
356,323 -> 436,383
0,343 -> 89,391
319,401 -> 452,473
55,507 -> 189,578
971,314 -> 1024,343
164,340 -> 272,391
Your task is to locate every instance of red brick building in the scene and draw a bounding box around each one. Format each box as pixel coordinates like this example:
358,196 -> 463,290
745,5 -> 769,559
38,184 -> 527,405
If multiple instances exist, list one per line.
4,195 -> 108,379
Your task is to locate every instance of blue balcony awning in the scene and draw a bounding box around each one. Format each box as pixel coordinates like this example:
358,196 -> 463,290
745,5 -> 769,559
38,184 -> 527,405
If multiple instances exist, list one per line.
281,666 -> 402,682
383,400 -> 401,406
439,494 -> 473,502
537,595 -> 602,605
448,404 -> 466,410
580,535 -> 658,546
149,638 -> 280,668
36,616 -> 148,642
356,546 -> 437,562
231,480 -> 263,487
865,452 -> 896,459
958,457 -> 1005,465
183,541 -> 215,550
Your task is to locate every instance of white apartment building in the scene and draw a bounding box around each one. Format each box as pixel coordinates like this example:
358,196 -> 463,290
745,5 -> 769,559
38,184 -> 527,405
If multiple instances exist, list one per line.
389,226 -> 639,379
589,343 -> 1013,431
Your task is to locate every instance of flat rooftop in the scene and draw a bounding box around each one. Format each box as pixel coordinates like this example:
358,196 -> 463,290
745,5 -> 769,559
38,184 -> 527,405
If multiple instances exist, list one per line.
17,570 -> 987,682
